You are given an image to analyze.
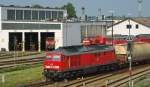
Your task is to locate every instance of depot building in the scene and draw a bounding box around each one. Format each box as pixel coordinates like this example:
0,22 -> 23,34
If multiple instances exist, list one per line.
0,6 -> 111,52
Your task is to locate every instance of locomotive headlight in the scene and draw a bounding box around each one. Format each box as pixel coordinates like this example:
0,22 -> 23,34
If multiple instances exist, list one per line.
55,66 -> 60,68
45,65 -> 60,69
45,65 -> 50,68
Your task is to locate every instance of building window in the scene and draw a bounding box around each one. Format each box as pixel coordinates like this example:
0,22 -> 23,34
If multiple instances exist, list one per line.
136,24 -> 139,29
80,25 -> 106,40
24,10 -> 31,20
58,11 -> 63,19
126,24 -> 132,29
39,11 -> 45,20
7,10 -> 15,20
39,24 -> 61,29
2,23 -> 61,30
32,11 -> 38,20
46,11 -> 52,20
24,23 -> 39,29
52,11 -> 57,19
16,10 -> 23,20
2,23 -> 23,29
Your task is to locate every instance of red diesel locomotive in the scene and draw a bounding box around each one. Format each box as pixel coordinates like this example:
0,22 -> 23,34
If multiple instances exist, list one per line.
43,35 -> 150,80
43,36 -> 117,80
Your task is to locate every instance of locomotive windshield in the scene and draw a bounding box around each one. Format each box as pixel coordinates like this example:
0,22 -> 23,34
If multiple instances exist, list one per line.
53,55 -> 61,61
46,54 -> 61,61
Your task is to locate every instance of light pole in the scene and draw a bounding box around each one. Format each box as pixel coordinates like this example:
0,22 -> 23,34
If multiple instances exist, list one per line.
109,10 -> 114,46
111,13 -> 114,46
127,17 -> 133,87
137,0 -> 143,17
64,12 -> 68,46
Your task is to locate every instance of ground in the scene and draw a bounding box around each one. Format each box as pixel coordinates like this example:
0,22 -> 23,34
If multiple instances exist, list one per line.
0,65 -> 43,87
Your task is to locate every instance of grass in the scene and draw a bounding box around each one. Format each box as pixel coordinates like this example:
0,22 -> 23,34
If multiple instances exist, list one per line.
0,65 -> 44,87
133,79 -> 150,87
135,83 -> 150,87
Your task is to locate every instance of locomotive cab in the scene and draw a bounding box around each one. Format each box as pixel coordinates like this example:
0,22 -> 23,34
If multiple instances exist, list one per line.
43,53 -> 66,79
43,53 -> 65,71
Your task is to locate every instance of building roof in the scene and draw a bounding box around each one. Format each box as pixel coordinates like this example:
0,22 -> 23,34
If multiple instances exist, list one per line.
0,5 -> 65,11
132,17 -> 150,28
110,17 -> 150,29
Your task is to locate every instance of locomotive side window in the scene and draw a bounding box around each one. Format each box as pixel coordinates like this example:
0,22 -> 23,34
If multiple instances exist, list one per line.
46,55 -> 52,60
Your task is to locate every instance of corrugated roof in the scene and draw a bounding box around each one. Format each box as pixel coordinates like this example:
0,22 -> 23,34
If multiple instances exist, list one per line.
110,17 -> 150,28
132,17 -> 150,28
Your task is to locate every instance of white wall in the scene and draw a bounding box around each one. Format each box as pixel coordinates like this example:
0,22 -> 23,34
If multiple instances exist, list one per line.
0,20 -> 108,51
0,30 -> 63,51
0,21 -> 83,51
0,22 -> 81,51
1,7 -> 7,20
107,19 -> 150,36
63,23 -> 81,46
0,7 -> 2,30
0,22 -> 63,51
0,30 -> 9,51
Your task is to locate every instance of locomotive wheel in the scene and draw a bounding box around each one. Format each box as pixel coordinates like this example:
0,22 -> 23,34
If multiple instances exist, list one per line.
45,76 -> 52,82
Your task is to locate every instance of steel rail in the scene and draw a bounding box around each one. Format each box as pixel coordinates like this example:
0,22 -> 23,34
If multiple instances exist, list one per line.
61,64 -> 150,87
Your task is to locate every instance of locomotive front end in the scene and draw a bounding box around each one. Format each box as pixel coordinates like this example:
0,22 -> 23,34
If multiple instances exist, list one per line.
43,53 -> 65,80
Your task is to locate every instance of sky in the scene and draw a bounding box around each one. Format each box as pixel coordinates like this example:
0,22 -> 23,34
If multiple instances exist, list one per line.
0,0 -> 149,17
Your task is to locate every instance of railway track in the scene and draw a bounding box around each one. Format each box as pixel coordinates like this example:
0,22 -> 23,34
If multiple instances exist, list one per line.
0,52 -> 40,60
66,64 -> 150,87
0,51 -> 45,69
0,57 -> 46,69
21,64 -> 150,87
19,81 -> 53,87
101,65 -> 150,87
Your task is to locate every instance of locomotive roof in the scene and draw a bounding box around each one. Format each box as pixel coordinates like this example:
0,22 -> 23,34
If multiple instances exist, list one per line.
49,45 -> 114,56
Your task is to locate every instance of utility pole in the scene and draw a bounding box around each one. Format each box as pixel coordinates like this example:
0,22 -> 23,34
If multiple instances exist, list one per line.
109,10 -> 114,46
81,7 -> 85,21
98,8 -> 101,21
137,0 -> 143,17
64,11 -> 68,46
111,13 -> 114,46
128,17 -> 133,87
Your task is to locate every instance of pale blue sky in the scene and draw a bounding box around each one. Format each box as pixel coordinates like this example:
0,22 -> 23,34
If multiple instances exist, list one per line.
0,0 -> 149,17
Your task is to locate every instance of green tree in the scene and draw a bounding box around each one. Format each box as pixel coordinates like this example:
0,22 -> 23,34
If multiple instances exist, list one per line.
62,3 -> 76,18
32,4 -> 43,8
